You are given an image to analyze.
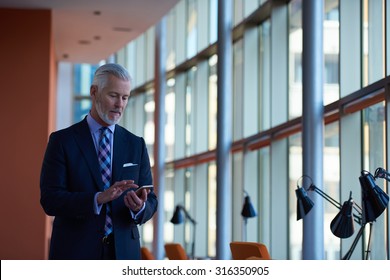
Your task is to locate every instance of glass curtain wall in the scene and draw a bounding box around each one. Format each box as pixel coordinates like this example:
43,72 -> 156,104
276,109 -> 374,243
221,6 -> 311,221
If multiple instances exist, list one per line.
72,63 -> 100,122
259,20 -> 271,132
363,0 -> 385,86
289,0 -> 340,119
288,132 -> 302,259
362,101 -> 387,260
95,0 -> 390,259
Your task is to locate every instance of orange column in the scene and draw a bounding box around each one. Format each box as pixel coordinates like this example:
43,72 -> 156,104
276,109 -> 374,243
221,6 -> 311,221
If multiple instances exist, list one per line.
0,8 -> 56,259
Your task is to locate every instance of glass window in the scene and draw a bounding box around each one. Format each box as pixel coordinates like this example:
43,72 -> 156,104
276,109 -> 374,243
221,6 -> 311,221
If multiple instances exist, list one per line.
289,0 -> 340,115
164,167 -> 176,243
72,63 -> 100,122
259,20 -> 271,131
187,0 -> 198,59
234,0 -> 244,26
166,81 -> 176,161
288,0 -> 303,119
186,67 -> 197,156
362,101 -> 387,260
166,9 -> 176,70
363,0 -> 385,85
209,0 -> 218,44
289,132 -> 302,259
258,146 -> 271,245
144,90 -> 155,166
233,39 -> 244,141
324,0 -> 340,105
288,123 -> 341,260
73,64 -> 99,96
323,122 -> 340,260
73,99 -> 91,123
208,55 -> 218,150
207,162 -> 217,257
183,167 -> 194,254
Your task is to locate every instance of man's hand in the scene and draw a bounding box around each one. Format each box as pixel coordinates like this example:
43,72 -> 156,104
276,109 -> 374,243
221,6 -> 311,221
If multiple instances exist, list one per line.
124,187 -> 151,213
97,180 -> 135,204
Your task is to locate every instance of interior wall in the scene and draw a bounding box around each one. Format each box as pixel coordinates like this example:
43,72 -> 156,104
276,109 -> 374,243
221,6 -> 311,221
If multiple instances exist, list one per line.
0,8 -> 55,259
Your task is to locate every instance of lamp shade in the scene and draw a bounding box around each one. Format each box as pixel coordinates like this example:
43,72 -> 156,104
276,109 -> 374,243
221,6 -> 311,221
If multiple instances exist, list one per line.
296,187 -> 314,220
170,205 -> 184,224
359,172 -> 389,223
330,197 -> 355,238
241,195 -> 257,218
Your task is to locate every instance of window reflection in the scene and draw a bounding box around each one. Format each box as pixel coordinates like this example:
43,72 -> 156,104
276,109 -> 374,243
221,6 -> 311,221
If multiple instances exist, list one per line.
289,132 -> 303,259
208,55 -> 218,150
323,122 -> 340,259
289,0 -> 340,119
166,81 -> 176,161
362,101 -> 386,260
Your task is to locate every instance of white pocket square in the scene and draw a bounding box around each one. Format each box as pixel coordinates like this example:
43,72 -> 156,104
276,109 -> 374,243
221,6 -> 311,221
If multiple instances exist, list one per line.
123,162 -> 138,167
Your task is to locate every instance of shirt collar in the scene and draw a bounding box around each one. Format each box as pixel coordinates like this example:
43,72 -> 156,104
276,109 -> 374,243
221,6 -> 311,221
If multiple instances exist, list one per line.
86,113 -> 115,134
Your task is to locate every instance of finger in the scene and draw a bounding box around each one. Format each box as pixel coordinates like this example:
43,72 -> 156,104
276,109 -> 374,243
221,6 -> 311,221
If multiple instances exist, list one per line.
128,189 -> 137,198
138,189 -> 148,201
124,193 -> 137,208
112,180 -> 132,187
124,195 -> 131,208
128,192 -> 144,210
111,187 -> 123,198
118,180 -> 136,189
124,192 -> 139,209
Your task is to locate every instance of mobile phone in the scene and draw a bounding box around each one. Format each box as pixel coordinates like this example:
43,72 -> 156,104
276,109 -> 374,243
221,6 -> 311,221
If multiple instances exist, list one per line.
135,185 -> 154,195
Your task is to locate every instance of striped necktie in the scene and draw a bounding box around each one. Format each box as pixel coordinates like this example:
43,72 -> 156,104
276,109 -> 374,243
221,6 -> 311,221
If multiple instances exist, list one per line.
98,127 -> 113,236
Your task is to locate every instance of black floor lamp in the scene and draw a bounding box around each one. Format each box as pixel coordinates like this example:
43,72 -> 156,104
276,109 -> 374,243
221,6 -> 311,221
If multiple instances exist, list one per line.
343,168 -> 389,259
170,204 -> 197,259
241,190 -> 257,241
296,167 -> 389,259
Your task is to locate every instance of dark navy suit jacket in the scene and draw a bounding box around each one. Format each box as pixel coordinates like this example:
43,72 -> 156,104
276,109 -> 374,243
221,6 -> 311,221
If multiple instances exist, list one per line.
40,118 -> 158,259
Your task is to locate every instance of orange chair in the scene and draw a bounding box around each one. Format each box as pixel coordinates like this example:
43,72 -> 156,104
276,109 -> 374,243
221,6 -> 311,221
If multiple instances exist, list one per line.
141,247 -> 155,260
164,243 -> 189,260
229,241 -> 271,260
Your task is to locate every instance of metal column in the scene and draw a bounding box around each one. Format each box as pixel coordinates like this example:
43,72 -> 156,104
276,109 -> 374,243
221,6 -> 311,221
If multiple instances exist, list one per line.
216,0 -> 233,260
153,17 -> 167,260
302,0 -> 324,259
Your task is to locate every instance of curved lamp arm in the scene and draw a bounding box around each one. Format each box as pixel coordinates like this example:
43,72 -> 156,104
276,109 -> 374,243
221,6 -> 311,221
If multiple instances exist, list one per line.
176,205 -> 197,225
374,167 -> 390,181
308,184 -> 362,224
297,175 -> 362,225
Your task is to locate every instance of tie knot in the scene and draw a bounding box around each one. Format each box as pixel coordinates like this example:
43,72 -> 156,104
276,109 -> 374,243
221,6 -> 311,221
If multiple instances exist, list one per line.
100,127 -> 109,135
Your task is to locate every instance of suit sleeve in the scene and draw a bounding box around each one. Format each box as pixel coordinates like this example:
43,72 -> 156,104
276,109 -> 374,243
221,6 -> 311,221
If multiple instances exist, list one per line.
134,137 -> 158,224
40,132 -> 96,218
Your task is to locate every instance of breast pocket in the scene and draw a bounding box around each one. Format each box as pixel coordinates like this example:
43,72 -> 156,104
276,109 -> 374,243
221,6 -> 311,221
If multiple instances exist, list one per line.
120,165 -> 140,183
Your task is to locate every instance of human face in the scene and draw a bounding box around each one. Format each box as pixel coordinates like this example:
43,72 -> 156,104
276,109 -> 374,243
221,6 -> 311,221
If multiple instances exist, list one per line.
90,75 -> 131,126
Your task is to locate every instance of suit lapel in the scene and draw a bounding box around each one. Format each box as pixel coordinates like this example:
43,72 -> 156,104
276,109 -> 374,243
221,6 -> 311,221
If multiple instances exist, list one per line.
112,126 -> 127,183
73,119 -> 104,191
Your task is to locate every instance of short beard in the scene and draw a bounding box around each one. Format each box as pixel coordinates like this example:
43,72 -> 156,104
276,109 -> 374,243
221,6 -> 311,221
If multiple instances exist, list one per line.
96,99 -> 120,126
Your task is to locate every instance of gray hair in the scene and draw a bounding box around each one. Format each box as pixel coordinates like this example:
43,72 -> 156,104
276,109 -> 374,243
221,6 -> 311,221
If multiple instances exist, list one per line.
92,63 -> 132,87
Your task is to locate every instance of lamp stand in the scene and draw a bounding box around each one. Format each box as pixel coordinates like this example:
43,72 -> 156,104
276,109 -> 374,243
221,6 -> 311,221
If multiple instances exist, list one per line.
342,223 -> 365,260
243,218 -> 248,241
190,223 -> 196,259
171,205 -> 197,259
342,222 -> 373,260
364,222 -> 373,260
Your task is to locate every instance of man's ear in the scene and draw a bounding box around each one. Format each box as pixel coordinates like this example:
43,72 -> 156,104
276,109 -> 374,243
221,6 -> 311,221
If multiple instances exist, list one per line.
90,85 -> 97,98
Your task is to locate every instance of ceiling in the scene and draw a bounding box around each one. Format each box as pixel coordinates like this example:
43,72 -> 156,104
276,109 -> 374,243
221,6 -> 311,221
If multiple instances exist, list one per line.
0,0 -> 179,63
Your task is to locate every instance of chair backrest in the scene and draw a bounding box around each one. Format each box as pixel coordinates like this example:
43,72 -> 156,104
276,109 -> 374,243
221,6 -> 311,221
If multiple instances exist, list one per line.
141,247 -> 155,260
164,243 -> 189,260
229,241 -> 271,260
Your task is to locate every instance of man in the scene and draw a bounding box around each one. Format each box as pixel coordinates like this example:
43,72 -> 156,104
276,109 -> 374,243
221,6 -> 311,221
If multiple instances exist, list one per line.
40,63 -> 158,260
